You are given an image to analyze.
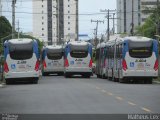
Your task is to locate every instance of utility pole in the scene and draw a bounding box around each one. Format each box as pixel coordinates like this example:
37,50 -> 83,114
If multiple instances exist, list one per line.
131,0 -> 134,36
107,9 -> 110,40
157,0 -> 160,36
113,13 -> 115,35
75,0 -> 79,41
100,9 -> 116,41
12,0 -> 16,39
17,20 -> 20,39
91,20 -> 104,48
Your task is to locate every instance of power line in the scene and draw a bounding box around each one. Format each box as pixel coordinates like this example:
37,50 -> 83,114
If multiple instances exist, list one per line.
1,10 -> 143,15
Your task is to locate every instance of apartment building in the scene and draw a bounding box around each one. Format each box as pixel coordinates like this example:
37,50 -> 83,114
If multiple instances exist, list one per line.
117,0 -> 159,34
32,0 -> 78,45
117,0 -> 141,34
141,0 -> 158,24
0,0 -> 2,16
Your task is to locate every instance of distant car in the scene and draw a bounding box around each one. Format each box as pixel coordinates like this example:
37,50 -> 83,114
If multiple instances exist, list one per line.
92,63 -> 96,74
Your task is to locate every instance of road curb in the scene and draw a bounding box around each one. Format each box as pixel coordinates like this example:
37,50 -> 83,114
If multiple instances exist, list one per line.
153,81 -> 160,84
0,83 -> 6,88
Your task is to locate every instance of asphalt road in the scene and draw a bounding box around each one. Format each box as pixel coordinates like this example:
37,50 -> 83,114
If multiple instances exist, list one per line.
0,75 -> 160,114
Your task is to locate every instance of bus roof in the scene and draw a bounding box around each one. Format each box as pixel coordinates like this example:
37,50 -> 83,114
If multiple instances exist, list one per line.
45,45 -> 63,50
96,42 -> 106,49
7,38 -> 33,44
124,36 -> 153,42
67,41 -> 90,46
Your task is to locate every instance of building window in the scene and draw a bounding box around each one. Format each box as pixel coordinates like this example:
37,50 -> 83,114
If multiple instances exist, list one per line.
68,28 -> 70,30
68,16 -> 70,19
42,33 -> 44,36
68,5 -> 70,7
42,22 -> 44,25
68,11 -> 70,14
42,5 -> 43,7
68,22 -> 70,24
42,28 -> 44,30
42,16 -> 44,19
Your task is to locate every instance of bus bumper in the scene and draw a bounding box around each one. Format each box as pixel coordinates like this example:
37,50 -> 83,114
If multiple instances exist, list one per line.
4,71 -> 40,79
65,67 -> 92,73
122,70 -> 158,77
43,67 -> 64,73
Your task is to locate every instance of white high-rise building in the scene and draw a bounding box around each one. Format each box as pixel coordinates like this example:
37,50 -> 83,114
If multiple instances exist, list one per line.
32,0 -> 78,45
117,0 -> 159,34
0,0 -> 2,16
117,0 -> 141,34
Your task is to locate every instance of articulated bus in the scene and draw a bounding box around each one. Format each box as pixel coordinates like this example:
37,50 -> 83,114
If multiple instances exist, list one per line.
64,41 -> 92,78
96,36 -> 159,83
42,45 -> 64,76
4,39 -> 40,84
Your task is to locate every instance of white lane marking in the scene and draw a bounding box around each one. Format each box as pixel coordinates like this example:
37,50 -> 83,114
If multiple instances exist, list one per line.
141,107 -> 152,113
107,92 -> 114,96
101,90 -> 106,93
116,96 -> 123,101
128,101 -> 136,106
96,87 -> 101,90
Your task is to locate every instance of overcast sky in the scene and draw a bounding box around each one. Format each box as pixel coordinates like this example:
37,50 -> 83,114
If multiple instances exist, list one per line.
2,0 -> 116,39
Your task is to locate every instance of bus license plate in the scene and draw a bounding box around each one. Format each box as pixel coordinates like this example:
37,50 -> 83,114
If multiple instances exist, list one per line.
53,63 -> 58,66
137,63 -> 144,70
77,62 -> 81,66
18,65 -> 26,69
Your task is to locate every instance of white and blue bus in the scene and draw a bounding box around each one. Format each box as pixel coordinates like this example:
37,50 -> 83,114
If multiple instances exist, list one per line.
4,39 -> 40,84
116,36 -> 158,83
96,36 -> 159,84
64,41 -> 93,78
42,45 -> 64,76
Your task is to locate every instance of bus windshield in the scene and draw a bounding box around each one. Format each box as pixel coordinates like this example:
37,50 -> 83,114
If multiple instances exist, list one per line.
128,40 -> 153,58
9,42 -> 33,60
70,44 -> 88,58
47,48 -> 63,60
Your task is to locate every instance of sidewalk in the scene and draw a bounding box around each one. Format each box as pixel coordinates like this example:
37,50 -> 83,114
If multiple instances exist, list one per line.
0,81 -> 5,88
153,80 -> 160,84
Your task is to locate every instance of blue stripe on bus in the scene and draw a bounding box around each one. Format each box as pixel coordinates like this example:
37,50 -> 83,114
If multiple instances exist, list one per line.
42,48 -> 47,60
65,45 -> 70,57
33,40 -> 39,59
153,40 -> 158,58
122,40 -> 129,59
88,45 -> 92,57
4,42 -> 9,60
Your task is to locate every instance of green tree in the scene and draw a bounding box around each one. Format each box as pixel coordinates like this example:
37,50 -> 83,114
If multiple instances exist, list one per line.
135,4 -> 160,38
0,16 -> 12,52
0,16 -> 12,40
